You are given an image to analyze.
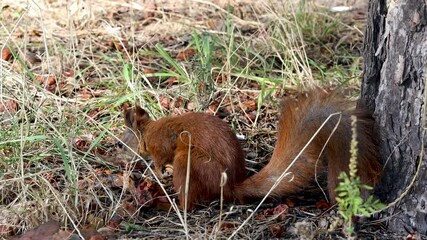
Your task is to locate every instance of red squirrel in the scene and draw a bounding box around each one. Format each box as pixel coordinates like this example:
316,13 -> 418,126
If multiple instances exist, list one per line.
120,90 -> 382,209
120,106 -> 246,210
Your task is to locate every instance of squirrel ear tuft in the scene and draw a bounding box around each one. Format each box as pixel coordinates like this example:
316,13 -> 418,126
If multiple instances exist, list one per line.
123,104 -> 152,127
134,105 -> 147,116
133,105 -> 152,127
124,106 -> 134,127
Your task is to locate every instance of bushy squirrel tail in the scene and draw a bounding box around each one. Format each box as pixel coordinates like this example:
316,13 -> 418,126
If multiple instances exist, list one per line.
233,89 -> 382,203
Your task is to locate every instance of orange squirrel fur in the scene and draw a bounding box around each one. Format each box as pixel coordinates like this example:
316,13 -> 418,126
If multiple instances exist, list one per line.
120,90 -> 382,209
120,106 -> 246,210
233,90 -> 381,203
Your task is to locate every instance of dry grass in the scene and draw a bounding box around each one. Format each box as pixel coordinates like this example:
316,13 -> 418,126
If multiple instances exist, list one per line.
0,0 -> 386,239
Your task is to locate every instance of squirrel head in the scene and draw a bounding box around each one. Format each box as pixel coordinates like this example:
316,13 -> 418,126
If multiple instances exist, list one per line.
118,105 -> 152,158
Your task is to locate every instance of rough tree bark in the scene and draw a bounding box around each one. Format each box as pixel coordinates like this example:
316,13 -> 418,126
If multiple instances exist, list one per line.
360,0 -> 427,234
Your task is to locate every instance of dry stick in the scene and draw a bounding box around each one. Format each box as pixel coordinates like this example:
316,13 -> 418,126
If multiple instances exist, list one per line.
314,113 -> 343,202
218,172 -> 228,233
228,112 -> 343,239
211,172 -> 227,239
182,131 -> 192,239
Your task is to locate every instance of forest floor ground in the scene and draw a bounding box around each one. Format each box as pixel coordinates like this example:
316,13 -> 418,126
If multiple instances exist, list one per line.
1,0 -> 425,239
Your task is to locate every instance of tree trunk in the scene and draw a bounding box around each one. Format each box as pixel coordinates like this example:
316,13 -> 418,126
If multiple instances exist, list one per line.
360,0 -> 427,234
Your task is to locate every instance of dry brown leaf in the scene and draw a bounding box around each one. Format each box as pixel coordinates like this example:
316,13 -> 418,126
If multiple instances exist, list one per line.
406,233 -> 418,240
0,100 -> 18,113
80,224 -> 107,240
142,68 -> 157,83
75,139 -> 90,150
173,96 -> 184,108
1,47 -> 12,61
34,74 -> 58,93
315,199 -> 331,209
272,204 -> 289,221
240,100 -> 257,111
159,96 -> 172,109
246,112 -> 257,122
165,77 -> 178,87
214,73 -> 226,84
219,221 -> 239,232
142,68 -> 155,75
176,48 -> 196,60
144,3 -> 157,19
87,108 -> 102,120
224,105 -> 233,114
35,75 -> 56,86
15,220 -> 73,240
62,69 -> 74,77
89,235 -> 108,240
269,223 -> 285,238
111,173 -> 136,193
205,101 -> 219,114
256,204 -> 289,221
186,101 -> 195,111
198,82 -> 205,91
136,178 -> 167,208
58,82 -> 78,97
0,224 -> 14,236
136,178 -> 157,206
82,93 -> 92,99
106,215 -> 122,231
